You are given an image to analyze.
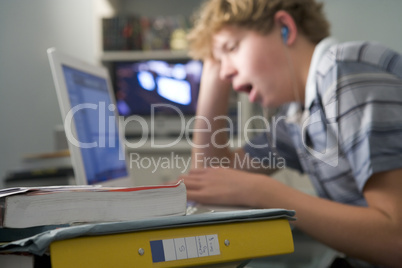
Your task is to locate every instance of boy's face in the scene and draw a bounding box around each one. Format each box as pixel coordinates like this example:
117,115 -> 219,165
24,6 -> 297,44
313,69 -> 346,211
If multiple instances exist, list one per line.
212,25 -> 295,108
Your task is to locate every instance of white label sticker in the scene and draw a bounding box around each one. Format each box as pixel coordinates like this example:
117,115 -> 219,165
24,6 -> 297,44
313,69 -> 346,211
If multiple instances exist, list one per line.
151,234 -> 221,263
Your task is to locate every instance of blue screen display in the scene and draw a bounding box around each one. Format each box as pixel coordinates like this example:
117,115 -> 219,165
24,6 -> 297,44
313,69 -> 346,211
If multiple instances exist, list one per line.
113,59 -> 202,116
62,65 -> 128,184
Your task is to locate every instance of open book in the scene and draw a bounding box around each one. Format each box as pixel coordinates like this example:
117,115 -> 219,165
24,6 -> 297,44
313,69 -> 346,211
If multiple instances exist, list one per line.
0,181 -> 186,228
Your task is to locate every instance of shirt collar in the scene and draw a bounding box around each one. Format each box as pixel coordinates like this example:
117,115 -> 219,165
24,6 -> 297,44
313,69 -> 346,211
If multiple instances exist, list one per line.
304,37 -> 339,110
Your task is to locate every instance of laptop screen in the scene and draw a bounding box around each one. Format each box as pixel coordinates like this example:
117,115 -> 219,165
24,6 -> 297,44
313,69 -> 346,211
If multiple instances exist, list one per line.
62,65 -> 128,185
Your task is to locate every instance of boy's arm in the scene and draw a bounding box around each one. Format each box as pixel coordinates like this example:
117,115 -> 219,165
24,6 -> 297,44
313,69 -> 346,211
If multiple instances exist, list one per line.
190,59 -> 272,172
246,168 -> 402,266
183,167 -> 402,266
191,58 -> 237,169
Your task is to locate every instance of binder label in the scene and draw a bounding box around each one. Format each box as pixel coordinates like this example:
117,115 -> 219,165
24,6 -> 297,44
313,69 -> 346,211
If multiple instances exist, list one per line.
150,234 -> 220,263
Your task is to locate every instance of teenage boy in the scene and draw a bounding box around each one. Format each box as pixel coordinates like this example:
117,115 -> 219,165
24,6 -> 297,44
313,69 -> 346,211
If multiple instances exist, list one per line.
180,0 -> 402,266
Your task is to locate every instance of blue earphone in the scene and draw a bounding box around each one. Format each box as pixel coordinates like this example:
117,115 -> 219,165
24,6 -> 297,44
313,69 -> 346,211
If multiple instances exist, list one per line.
281,26 -> 289,44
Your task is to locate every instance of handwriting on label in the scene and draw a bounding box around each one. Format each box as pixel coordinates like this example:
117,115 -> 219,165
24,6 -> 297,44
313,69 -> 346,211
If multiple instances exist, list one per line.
150,234 -> 221,263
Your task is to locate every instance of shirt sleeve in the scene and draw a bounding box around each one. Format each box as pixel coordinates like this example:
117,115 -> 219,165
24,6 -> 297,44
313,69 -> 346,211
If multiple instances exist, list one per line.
321,43 -> 402,191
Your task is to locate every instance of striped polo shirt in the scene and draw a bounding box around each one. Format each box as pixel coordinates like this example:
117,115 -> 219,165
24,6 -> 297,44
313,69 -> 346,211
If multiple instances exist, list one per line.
244,38 -> 402,205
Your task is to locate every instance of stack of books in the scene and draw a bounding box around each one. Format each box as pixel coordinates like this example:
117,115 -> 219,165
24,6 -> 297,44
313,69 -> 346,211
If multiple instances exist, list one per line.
0,181 -> 187,267
0,182 -> 296,267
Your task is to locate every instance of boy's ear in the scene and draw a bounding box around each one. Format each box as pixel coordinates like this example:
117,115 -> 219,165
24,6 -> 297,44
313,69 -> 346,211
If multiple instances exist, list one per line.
274,11 -> 297,46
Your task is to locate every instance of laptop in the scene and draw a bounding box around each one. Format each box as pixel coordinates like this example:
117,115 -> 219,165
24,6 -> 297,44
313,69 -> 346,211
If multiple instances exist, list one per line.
47,48 -> 133,187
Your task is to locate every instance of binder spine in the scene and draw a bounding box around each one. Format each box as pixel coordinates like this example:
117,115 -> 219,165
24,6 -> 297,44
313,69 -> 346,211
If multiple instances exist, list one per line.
50,218 -> 294,268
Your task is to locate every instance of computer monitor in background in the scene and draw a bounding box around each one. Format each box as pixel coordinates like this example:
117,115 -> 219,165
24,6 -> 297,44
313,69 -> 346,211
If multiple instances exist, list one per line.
112,59 -> 203,137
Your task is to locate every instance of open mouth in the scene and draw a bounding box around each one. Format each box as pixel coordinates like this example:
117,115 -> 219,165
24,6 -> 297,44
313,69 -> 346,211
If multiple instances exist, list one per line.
234,83 -> 261,103
234,84 -> 253,94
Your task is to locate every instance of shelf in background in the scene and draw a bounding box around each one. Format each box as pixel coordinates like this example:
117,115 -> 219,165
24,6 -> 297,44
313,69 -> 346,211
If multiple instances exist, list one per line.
101,50 -> 190,61
125,137 -> 244,153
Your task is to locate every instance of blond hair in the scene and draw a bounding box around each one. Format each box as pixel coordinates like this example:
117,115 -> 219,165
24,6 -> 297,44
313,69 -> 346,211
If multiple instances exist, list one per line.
187,0 -> 330,59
